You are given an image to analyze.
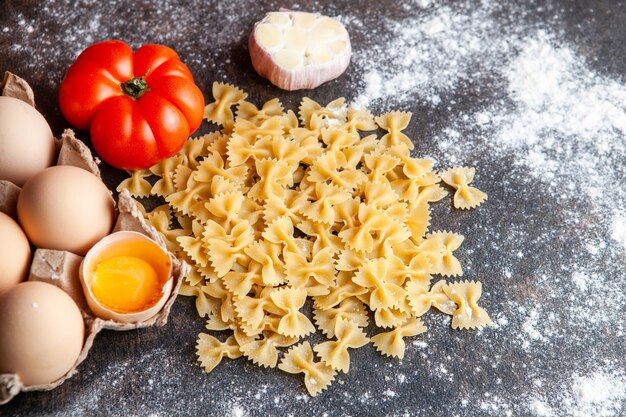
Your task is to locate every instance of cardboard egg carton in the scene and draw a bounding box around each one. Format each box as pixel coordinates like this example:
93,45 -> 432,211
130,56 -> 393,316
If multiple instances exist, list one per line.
0,72 -> 187,405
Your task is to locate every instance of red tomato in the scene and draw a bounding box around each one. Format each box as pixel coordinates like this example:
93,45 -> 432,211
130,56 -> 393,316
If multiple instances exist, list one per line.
59,40 -> 205,170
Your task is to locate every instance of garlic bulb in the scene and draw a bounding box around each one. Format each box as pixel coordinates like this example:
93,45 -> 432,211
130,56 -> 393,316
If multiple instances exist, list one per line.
249,11 -> 351,91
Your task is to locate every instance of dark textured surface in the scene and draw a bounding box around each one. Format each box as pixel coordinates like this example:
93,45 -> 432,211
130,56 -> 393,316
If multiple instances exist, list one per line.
1,1 -> 625,416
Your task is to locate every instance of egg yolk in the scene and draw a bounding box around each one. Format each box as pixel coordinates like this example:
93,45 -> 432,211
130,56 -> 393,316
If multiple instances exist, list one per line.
91,256 -> 160,313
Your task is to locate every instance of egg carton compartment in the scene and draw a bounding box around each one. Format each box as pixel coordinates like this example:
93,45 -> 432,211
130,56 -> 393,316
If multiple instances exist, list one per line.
0,72 -> 187,405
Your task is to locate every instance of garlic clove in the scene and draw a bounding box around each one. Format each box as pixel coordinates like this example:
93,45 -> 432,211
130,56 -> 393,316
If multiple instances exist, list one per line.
256,24 -> 283,50
283,26 -> 308,50
293,13 -> 317,30
266,11 -> 291,26
308,46 -> 333,65
249,10 -> 351,91
274,50 -> 304,70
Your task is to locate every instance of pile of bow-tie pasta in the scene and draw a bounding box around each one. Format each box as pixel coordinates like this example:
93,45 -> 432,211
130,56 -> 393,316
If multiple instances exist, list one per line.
118,82 -> 491,396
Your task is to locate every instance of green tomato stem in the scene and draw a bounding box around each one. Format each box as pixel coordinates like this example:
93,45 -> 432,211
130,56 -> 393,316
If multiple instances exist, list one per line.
121,77 -> 149,100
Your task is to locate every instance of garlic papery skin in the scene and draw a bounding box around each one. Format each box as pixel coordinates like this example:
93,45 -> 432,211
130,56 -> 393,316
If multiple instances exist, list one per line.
249,11 -> 352,91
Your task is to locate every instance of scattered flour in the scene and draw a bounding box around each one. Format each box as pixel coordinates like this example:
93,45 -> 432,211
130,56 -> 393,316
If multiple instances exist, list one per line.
572,372 -> 626,417
231,405 -> 245,417
413,0 -> 433,9
611,214 -> 626,250
521,309 -> 545,344
571,271 -> 589,292
531,400 -> 555,417
383,389 -> 397,398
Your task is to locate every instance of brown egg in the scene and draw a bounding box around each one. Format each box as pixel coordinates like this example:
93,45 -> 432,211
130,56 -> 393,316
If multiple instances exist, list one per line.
0,212 -> 31,294
17,165 -> 115,255
0,281 -> 84,386
0,96 -> 56,186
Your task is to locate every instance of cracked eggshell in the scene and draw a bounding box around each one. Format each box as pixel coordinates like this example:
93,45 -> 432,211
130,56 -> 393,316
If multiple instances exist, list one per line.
249,10 -> 352,90
79,231 -> 174,323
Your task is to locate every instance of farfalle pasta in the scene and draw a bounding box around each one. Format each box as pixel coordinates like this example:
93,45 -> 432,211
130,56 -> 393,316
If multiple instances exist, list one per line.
179,135 -> 211,168
203,82 -> 247,130
240,331 -> 297,368
143,204 -> 188,254
222,269 -> 263,298
270,287 -> 316,338
301,182 -> 351,224
440,166 -> 488,209
345,107 -> 378,133
237,98 -> 284,125
371,317 -> 427,359
374,299 -> 413,328
206,221 -> 254,277
313,318 -> 369,372
263,190 -> 308,225
284,247 -> 335,296
353,258 -> 407,311
298,219 -> 344,255
443,280 -> 492,329
117,168 -> 152,197
313,298 -> 369,338
244,240 -> 285,286
248,158 -> 294,200
427,231 -> 465,276
278,341 -> 336,396
178,281 -> 220,318
233,292 -> 272,332
196,334 -> 242,373
150,155 -> 183,197
406,279 -> 457,317
177,220 -> 210,268
307,148 -> 365,191
375,111 -> 414,150
299,97 -> 347,128
314,271 -> 368,311
118,87 -> 491,397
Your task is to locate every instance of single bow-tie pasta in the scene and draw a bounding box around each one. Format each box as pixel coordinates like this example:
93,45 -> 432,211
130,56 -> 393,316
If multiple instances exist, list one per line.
249,11 -> 352,90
